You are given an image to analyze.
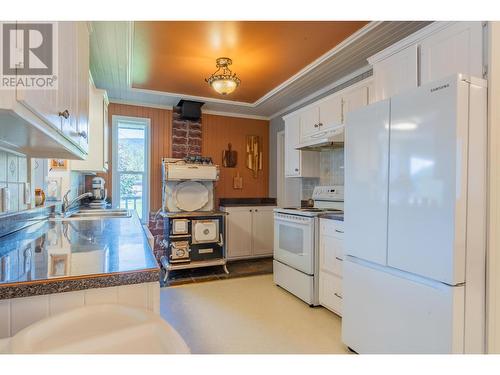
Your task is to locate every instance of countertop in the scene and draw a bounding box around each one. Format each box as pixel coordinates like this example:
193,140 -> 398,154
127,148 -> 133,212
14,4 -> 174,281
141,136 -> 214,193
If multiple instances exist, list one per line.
219,197 -> 277,207
318,213 -> 344,221
0,211 -> 159,300
160,210 -> 228,218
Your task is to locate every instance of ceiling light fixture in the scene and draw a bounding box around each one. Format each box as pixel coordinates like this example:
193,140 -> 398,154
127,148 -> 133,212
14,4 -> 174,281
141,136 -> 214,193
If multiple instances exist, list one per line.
205,57 -> 241,95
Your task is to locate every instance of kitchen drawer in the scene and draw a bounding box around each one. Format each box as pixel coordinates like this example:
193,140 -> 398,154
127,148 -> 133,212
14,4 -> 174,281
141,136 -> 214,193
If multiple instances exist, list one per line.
320,219 -> 344,239
319,272 -> 343,316
319,234 -> 344,276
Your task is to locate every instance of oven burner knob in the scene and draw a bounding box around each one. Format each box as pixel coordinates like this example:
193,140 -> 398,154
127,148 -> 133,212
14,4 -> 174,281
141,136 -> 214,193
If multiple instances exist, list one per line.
176,249 -> 185,257
203,229 -> 210,235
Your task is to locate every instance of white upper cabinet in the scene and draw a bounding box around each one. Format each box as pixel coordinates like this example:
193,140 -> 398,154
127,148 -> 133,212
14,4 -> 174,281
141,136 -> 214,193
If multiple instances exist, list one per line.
284,113 -> 301,176
369,22 -> 484,102
297,79 -> 372,143
0,21 -> 89,159
319,94 -> 343,130
75,22 -> 90,152
371,44 -> 418,101
284,113 -> 319,178
71,80 -> 109,172
420,22 -> 483,84
341,85 -> 369,120
300,105 -> 320,138
299,94 -> 343,139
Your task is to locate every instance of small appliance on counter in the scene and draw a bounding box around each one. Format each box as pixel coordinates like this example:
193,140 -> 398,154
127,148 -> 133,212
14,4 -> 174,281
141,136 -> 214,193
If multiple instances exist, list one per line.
160,158 -> 228,282
273,185 -> 344,306
87,177 -> 108,209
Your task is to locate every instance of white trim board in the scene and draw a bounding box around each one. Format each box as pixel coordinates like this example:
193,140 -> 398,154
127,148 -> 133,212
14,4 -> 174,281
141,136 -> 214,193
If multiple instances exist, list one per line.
486,21 -> 500,354
109,99 -> 173,111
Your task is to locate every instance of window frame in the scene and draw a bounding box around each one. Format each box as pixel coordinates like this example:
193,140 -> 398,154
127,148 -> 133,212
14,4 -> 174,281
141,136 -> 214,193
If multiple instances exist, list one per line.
111,115 -> 151,223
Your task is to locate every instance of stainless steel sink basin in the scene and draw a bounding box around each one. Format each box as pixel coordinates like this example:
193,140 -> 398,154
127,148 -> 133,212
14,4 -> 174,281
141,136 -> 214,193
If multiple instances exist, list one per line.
51,209 -> 132,221
71,209 -> 131,218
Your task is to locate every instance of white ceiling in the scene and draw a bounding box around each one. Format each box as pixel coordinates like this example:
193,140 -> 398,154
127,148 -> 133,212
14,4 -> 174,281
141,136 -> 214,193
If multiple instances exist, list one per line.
89,21 -> 431,119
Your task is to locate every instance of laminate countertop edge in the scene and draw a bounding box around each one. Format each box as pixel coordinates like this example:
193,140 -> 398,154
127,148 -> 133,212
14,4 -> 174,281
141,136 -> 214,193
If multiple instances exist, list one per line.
318,213 -> 344,221
0,268 -> 160,300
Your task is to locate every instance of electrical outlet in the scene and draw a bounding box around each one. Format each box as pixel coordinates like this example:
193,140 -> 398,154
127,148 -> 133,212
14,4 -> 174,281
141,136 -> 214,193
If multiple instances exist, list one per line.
1,187 -> 10,212
24,182 -> 31,204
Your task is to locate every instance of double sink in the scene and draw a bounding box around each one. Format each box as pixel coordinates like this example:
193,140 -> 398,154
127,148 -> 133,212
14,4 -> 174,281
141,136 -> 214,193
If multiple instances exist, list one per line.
50,208 -> 132,221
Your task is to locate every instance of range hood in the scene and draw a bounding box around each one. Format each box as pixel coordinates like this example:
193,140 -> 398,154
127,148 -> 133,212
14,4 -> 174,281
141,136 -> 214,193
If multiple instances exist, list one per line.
295,125 -> 344,151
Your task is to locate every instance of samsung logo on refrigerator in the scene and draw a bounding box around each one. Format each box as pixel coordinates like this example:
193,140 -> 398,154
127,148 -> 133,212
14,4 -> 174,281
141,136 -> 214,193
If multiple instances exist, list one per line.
430,83 -> 450,93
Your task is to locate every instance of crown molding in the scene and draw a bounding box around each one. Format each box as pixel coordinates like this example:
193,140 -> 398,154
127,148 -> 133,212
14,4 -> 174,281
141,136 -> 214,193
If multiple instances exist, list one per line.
253,21 -> 381,107
109,98 -> 173,111
109,98 -> 269,120
202,109 -> 269,121
129,86 -> 255,107
271,65 -> 373,120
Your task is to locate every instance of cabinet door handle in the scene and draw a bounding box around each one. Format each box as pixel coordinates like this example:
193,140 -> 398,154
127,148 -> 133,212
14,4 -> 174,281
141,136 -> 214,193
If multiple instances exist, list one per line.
314,123 -> 319,128
78,130 -> 88,139
334,292 -> 343,299
335,257 -> 343,262
58,109 -> 70,119
249,209 -> 253,212
335,229 -> 344,233
341,99 -> 345,123
255,209 -> 258,212
294,168 -> 299,172
318,122 -> 323,127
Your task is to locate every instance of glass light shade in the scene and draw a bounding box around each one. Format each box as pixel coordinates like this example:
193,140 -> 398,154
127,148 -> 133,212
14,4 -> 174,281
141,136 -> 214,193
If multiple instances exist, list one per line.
210,78 -> 238,95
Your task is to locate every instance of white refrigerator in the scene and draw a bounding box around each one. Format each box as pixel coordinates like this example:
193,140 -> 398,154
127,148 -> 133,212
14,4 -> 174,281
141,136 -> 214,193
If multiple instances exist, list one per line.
342,74 -> 487,354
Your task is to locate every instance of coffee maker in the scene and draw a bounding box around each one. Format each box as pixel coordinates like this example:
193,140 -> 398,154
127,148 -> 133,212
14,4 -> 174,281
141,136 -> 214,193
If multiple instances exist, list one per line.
88,177 -> 107,208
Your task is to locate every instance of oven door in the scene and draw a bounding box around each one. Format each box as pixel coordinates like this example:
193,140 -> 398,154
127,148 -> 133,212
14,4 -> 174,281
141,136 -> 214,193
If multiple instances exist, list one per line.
274,213 -> 315,275
192,219 -> 220,244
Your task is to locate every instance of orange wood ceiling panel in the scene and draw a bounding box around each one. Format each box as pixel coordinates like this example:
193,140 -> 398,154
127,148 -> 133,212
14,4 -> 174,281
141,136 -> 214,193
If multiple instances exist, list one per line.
132,21 -> 368,103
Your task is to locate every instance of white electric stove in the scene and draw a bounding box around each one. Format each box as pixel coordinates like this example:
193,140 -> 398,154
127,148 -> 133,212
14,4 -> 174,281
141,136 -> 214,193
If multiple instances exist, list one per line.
273,185 -> 344,305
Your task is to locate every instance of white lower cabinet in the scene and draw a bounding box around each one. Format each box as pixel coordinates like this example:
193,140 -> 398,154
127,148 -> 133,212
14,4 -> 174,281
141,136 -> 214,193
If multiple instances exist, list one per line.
0,282 -> 160,339
319,218 -> 344,316
222,206 -> 276,260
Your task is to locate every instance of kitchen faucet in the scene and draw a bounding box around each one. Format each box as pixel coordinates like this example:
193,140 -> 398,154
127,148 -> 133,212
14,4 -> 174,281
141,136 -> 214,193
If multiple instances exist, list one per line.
62,190 -> 93,213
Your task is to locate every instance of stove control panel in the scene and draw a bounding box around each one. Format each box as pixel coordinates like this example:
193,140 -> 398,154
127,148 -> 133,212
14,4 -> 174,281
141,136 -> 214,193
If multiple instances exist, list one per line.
312,185 -> 344,201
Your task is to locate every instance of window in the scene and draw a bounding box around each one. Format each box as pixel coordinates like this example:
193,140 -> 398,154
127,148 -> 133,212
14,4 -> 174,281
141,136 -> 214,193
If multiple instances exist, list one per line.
112,116 -> 150,223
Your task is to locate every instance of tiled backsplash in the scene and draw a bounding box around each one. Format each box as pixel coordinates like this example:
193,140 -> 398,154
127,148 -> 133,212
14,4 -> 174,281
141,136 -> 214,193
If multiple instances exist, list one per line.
0,150 -> 29,212
0,151 -> 85,215
300,148 -> 345,200
319,148 -> 344,186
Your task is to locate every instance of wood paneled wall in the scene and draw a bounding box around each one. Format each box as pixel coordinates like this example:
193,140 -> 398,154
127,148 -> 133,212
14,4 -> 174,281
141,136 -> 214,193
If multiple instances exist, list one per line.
98,103 -> 172,212
99,103 -> 269,212
202,113 -> 269,204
